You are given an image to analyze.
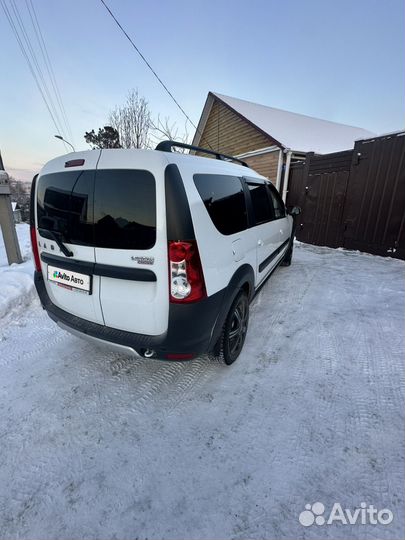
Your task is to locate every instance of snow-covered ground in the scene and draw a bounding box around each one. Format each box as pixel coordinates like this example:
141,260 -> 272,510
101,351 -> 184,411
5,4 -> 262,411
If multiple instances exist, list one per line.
0,229 -> 404,540
0,223 -> 34,319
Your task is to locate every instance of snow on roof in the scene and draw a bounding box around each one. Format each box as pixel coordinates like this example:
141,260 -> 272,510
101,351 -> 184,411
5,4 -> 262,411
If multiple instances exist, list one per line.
203,92 -> 376,154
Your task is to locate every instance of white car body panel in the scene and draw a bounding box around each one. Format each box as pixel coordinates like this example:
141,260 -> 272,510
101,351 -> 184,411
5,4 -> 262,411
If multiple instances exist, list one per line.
94,150 -> 170,335
34,147 -> 293,350
36,150 -> 105,325
170,153 -> 292,295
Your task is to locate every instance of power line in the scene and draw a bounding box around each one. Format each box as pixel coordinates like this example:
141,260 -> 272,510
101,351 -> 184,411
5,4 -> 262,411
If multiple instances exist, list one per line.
3,0 -> 68,150
26,0 -> 74,144
1,0 -> 66,146
1,0 -> 70,151
9,0 -> 67,140
99,0 -> 211,149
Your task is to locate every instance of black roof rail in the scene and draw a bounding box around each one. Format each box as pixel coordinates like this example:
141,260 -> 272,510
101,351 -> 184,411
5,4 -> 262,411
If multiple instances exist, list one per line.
155,140 -> 248,167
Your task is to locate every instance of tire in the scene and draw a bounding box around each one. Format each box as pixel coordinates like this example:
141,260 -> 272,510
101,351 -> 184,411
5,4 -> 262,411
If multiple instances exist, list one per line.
213,289 -> 249,365
281,240 -> 293,266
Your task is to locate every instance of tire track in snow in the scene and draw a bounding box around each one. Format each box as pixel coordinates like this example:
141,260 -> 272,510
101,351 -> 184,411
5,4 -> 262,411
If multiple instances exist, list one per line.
53,344 -> 214,418
357,317 -> 404,506
164,356 -> 218,416
0,311 -> 64,368
128,357 -> 216,415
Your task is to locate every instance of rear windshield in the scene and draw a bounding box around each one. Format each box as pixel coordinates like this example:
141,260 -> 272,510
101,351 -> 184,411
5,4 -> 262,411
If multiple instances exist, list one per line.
37,169 -> 156,250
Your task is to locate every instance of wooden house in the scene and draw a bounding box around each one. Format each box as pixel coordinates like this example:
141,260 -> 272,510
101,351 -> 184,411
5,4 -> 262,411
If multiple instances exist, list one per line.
192,92 -> 374,200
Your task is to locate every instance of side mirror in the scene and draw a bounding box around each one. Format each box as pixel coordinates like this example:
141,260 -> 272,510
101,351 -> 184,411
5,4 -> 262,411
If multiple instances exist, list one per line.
289,206 -> 301,216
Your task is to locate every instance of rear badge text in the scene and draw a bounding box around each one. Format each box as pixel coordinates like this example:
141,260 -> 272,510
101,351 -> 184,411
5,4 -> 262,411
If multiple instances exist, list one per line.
131,256 -> 154,265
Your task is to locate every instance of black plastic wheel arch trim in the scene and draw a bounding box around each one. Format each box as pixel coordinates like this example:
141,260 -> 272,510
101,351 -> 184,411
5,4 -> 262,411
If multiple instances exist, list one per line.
40,252 -> 157,282
208,264 -> 255,352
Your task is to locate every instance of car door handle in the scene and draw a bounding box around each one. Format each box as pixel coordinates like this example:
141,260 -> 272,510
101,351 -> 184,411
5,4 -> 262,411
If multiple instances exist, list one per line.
258,239 -> 264,246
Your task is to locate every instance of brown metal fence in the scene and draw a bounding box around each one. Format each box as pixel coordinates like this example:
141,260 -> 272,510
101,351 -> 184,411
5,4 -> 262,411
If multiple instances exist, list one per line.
286,132 -> 405,260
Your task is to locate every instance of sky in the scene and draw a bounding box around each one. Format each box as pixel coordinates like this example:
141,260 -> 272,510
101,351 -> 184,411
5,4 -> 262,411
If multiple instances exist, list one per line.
0,0 -> 404,181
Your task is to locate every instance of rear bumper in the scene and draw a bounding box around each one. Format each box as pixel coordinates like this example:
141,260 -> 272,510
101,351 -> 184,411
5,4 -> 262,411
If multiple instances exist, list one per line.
56,321 -> 140,357
34,271 -> 224,358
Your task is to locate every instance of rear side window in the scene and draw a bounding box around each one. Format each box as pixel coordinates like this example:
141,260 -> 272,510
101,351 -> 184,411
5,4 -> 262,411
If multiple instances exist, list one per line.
267,184 -> 286,219
193,174 -> 248,235
246,181 -> 273,225
94,169 -> 156,249
37,171 -> 94,245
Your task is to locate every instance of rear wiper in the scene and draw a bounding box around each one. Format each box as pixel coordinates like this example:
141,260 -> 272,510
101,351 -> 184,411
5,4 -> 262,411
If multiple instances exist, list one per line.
38,228 -> 74,257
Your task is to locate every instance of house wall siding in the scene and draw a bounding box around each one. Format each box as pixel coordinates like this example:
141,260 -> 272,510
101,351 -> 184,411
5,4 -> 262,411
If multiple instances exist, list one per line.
197,99 -> 277,159
243,151 -> 280,184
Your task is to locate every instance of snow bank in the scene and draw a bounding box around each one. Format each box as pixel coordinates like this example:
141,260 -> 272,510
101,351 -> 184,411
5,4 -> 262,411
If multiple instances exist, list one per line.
0,223 -> 35,319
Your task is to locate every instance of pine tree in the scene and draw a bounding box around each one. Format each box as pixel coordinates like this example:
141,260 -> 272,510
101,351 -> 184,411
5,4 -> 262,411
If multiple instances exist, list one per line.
84,126 -> 121,149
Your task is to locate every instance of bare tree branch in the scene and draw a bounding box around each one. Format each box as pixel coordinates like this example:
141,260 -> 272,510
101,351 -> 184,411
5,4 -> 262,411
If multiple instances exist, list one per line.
109,89 -> 152,149
150,115 -> 191,152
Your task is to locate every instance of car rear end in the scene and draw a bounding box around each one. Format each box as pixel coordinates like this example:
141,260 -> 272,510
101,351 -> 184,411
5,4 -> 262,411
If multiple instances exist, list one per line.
32,149 -> 172,353
31,149 -> 218,359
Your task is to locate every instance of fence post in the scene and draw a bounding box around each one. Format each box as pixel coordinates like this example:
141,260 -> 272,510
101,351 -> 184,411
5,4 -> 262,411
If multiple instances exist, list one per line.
0,166 -> 23,265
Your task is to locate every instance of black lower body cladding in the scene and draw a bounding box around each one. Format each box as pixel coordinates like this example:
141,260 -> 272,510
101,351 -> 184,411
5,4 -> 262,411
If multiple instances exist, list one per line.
34,271 -> 225,358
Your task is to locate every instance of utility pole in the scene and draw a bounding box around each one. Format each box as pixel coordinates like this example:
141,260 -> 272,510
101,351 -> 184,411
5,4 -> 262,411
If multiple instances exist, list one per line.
0,151 -> 22,264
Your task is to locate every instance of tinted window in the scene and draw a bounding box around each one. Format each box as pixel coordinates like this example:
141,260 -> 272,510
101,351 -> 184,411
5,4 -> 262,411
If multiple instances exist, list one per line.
267,184 -> 286,219
94,169 -> 156,249
247,182 -> 273,225
37,169 -> 156,249
193,174 -> 248,235
37,171 -> 94,245
69,173 -> 95,244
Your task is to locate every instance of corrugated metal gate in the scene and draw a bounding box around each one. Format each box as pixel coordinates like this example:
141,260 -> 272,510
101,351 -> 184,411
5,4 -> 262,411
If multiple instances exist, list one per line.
342,133 -> 405,258
288,151 -> 352,248
286,132 -> 405,259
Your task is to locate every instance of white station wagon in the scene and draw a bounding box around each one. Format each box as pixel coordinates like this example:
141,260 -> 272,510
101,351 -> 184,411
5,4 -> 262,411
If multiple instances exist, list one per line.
31,141 -> 299,364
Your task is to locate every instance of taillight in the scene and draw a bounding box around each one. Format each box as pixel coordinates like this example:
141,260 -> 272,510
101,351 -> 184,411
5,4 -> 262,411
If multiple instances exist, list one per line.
30,225 -> 41,272
169,240 -> 206,303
